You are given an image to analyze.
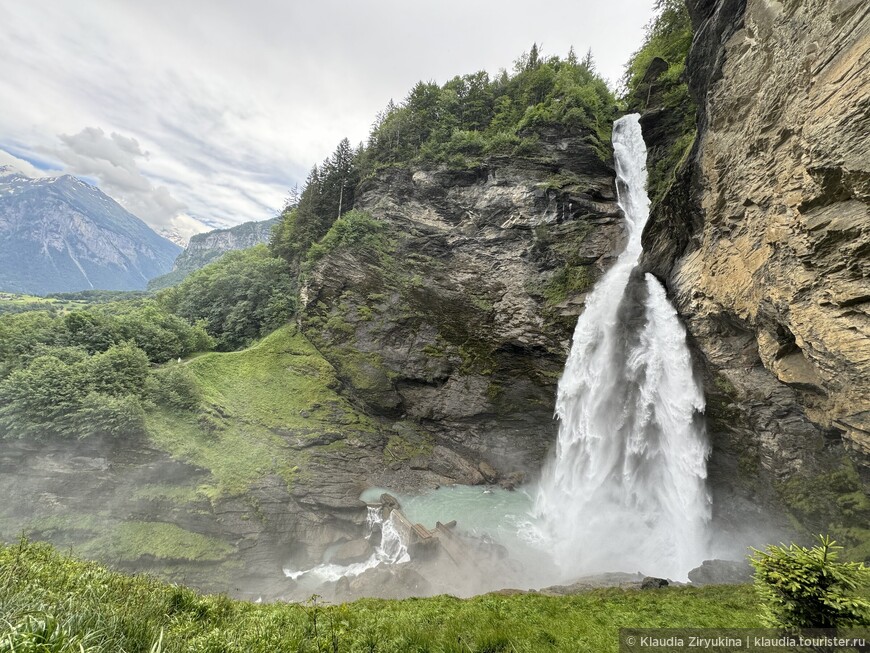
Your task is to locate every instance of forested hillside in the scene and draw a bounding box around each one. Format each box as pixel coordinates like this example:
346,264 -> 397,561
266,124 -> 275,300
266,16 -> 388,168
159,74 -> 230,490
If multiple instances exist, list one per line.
271,47 -> 617,265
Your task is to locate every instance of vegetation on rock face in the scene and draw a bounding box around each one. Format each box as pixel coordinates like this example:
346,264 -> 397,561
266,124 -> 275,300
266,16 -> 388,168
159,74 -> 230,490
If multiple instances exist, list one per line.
777,462 -> 870,563
622,0 -> 695,206
750,535 -> 870,628
0,539 -> 764,653
304,209 -> 391,267
271,46 -> 618,269
623,0 -> 692,106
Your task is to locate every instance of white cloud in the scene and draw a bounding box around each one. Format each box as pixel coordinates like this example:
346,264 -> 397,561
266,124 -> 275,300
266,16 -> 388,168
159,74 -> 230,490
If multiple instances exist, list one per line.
53,127 -> 205,239
0,0 -> 656,233
0,149 -> 62,178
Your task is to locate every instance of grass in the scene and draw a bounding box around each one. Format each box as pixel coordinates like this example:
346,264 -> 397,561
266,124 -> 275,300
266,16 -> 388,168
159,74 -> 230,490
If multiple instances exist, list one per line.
145,408 -> 295,500
186,325 -> 373,432
0,539 -> 765,653
76,522 -> 234,563
0,513 -> 233,568
0,292 -> 89,316
145,325 -> 377,499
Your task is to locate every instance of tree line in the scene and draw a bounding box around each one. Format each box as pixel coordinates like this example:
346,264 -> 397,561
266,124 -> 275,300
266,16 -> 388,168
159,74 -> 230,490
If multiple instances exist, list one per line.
271,45 -> 618,267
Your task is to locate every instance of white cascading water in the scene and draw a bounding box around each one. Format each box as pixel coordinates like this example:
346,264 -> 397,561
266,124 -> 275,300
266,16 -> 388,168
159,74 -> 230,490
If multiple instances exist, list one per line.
283,507 -> 409,582
534,114 -> 711,580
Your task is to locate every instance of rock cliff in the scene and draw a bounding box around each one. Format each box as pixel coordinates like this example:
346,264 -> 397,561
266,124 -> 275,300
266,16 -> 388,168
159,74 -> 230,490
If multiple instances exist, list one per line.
0,168 -> 180,294
642,0 -> 869,551
300,130 -> 620,487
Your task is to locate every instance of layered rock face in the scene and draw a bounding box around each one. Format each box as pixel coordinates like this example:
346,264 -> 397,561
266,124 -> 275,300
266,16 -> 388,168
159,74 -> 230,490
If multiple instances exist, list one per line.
173,218 -> 277,272
301,133 -> 620,485
643,0 -> 869,543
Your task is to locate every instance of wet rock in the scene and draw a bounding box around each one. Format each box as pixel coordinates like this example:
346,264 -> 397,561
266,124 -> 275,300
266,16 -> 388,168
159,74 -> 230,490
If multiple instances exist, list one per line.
688,559 -> 753,586
498,471 -> 527,491
641,577 -> 669,590
409,457 -> 430,471
299,129 -> 620,487
380,493 -> 401,511
342,565 -> 432,600
428,446 -> 485,485
540,572 -> 645,594
330,539 -> 373,566
478,461 -> 498,483
640,0 -> 870,544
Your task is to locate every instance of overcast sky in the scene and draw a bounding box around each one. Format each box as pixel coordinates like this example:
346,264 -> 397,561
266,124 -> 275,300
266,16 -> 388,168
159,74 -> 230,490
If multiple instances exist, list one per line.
0,0 -> 656,239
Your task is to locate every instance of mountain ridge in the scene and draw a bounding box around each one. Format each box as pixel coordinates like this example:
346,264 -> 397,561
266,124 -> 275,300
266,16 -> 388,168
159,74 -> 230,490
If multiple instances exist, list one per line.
0,168 -> 181,294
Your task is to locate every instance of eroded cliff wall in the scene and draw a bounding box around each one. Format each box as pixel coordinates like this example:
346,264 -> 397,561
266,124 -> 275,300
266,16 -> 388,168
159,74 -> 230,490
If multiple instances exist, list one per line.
300,131 -> 620,489
643,0 -> 869,553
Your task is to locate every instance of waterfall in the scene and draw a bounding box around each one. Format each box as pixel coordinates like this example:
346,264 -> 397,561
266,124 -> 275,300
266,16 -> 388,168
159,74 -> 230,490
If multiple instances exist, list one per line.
534,114 -> 710,580
377,512 -> 411,565
283,508 -> 410,582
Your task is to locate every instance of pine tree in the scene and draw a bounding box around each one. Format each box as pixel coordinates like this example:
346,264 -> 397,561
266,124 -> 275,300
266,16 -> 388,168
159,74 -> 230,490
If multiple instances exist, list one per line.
581,48 -> 595,73
567,46 -> 578,66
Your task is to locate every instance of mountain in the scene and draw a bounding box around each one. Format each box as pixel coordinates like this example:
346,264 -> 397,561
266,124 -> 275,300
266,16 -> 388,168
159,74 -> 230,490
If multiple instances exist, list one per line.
147,217 -> 278,290
158,228 -> 190,247
0,166 -> 181,294
1,18 -> 867,607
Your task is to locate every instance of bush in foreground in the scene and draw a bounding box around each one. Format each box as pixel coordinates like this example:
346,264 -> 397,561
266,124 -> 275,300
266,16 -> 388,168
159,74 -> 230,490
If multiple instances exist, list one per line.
750,535 -> 870,629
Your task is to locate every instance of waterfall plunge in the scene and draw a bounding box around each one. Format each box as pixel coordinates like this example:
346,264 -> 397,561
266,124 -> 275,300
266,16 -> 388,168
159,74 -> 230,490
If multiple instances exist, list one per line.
534,114 -> 710,580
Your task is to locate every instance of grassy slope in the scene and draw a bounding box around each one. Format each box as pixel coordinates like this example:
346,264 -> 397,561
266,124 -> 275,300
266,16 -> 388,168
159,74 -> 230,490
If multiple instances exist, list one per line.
0,292 -> 89,315
1,325 -> 379,567
0,540 -> 763,653
146,324 -> 376,500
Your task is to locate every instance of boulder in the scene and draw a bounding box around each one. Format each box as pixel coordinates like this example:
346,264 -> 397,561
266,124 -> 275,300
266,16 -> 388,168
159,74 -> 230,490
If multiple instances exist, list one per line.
330,539 -> 373,566
478,461 -> 498,483
688,559 -> 753,586
640,577 -> 669,590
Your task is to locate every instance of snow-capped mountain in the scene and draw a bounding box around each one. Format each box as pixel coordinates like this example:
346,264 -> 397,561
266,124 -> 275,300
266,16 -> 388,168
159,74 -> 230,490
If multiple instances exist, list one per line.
158,228 -> 190,248
0,166 -> 182,294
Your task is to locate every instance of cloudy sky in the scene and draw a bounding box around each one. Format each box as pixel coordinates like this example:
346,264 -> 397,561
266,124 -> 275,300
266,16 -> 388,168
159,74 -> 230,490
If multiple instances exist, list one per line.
0,0 -> 656,239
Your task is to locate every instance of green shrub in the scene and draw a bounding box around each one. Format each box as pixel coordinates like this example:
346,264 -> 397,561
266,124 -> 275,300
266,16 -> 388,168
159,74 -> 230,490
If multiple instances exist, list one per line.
159,245 -> 295,351
750,535 -> 870,628
145,366 -> 202,410
74,392 -> 146,439
305,210 -> 388,265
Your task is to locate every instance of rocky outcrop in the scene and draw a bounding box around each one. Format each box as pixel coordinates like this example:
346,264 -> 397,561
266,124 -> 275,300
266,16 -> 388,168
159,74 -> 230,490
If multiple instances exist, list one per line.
688,559 -> 753,585
0,430 -> 382,599
642,0 -> 870,547
300,131 -> 620,484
